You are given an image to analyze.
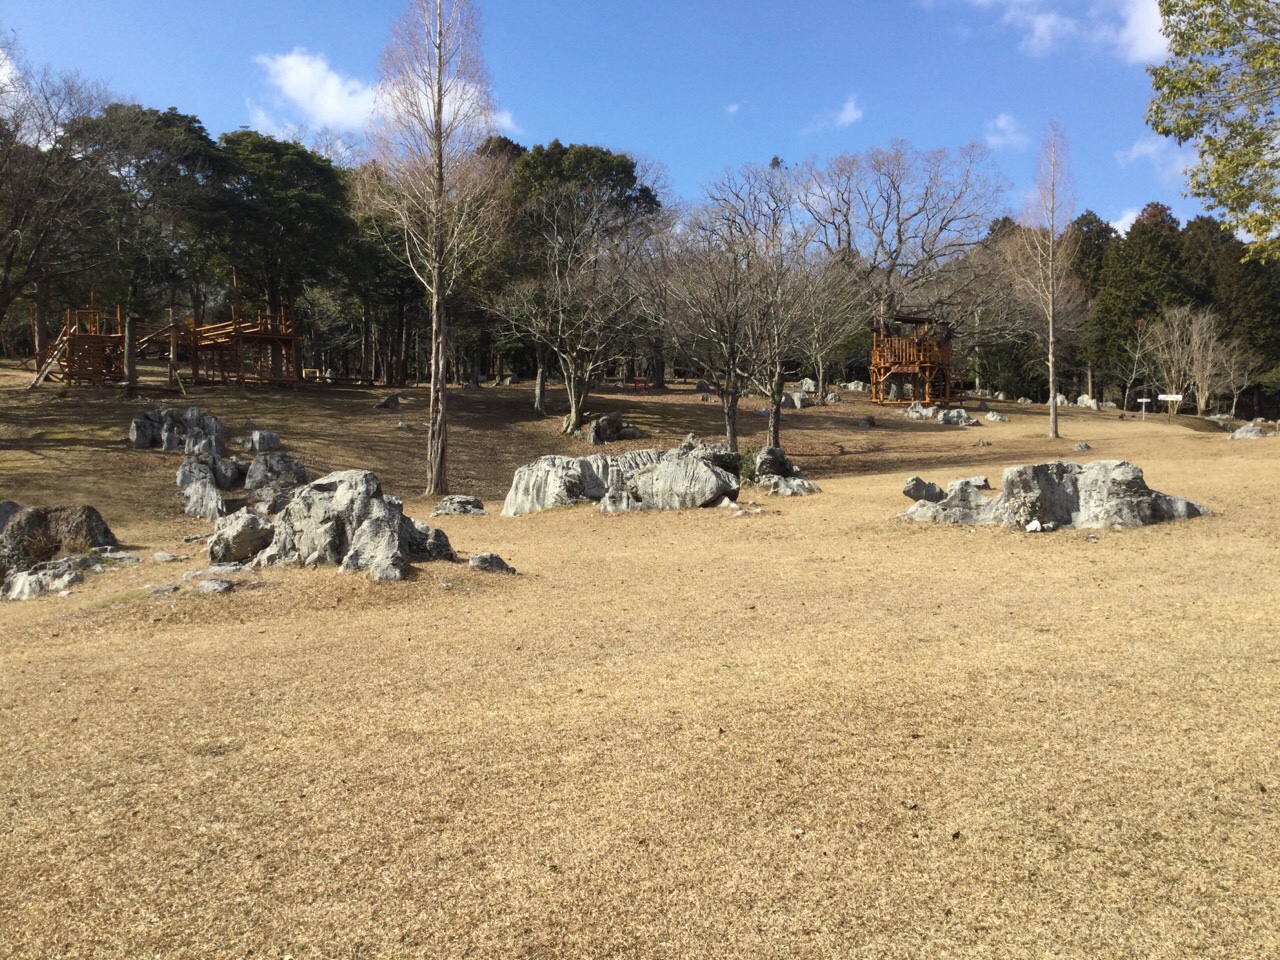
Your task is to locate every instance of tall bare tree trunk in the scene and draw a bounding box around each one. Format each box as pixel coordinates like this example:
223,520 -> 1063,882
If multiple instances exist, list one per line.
721,390 -> 739,452
426,265 -> 448,494
767,365 -> 785,448
534,342 -> 548,414
33,278 -> 50,355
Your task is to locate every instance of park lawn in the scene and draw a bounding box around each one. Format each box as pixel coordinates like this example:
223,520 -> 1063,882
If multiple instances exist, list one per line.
1,362 -> 1277,959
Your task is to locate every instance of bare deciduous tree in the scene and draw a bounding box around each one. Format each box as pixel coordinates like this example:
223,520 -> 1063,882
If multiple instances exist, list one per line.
1002,123 -> 1082,438
660,202 -> 758,451
1221,336 -> 1264,417
365,0 -> 502,494
800,140 -> 1004,321
495,179 -> 652,433
1150,304 -> 1231,415
709,162 -> 815,450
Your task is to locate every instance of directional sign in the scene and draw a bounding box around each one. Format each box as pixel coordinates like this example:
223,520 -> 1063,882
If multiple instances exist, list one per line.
1158,393 -> 1183,402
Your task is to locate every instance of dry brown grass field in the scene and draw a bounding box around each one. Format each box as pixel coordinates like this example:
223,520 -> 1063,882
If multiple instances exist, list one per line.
1,362 -> 1278,959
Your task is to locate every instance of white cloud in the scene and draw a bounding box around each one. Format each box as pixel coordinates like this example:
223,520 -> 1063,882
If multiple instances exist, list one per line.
1111,207 -> 1140,234
726,103 -> 740,116
965,0 -> 1167,62
253,47 -> 521,138
1116,134 -> 1193,181
1104,0 -> 1168,63
255,48 -> 377,132
835,95 -> 864,127
985,112 -> 1029,149
803,94 -> 864,134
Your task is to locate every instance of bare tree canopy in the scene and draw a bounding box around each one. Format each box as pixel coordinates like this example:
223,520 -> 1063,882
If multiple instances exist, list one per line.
800,140 -> 1005,320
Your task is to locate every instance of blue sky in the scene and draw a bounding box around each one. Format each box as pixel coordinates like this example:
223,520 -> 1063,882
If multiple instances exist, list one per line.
4,0 -> 1204,233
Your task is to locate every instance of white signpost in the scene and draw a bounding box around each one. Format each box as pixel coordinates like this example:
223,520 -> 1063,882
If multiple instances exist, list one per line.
1138,398 -> 1151,421
1157,393 -> 1183,421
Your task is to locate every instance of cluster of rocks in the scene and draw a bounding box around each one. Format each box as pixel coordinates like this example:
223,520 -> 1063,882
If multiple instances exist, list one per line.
130,407 -> 510,584
579,410 -> 649,445
502,434 -> 819,516
0,503 -> 136,601
204,469 -> 458,583
901,460 -> 1207,531
752,448 -> 821,497
902,401 -> 979,426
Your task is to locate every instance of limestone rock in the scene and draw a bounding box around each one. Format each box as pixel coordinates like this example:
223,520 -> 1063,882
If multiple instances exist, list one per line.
504,437 -> 744,516
757,475 -> 821,496
1074,441 -> 1091,452
1229,423 -> 1269,440
469,552 -> 516,574
903,401 -> 938,421
208,509 -> 275,564
431,495 -> 487,517
938,408 -> 978,426
255,469 -> 454,582
245,452 -> 310,491
181,478 -> 225,522
375,393 -> 401,410
251,430 -> 282,452
625,456 -> 740,510
986,411 -> 1010,423
196,578 -> 233,594
905,460 -> 1207,530
800,378 -> 818,393
780,391 -> 813,410
0,505 -> 119,580
129,417 -> 160,449
903,477 -> 945,503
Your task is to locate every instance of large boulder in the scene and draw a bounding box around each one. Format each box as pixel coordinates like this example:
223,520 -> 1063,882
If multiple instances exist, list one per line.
504,437 -> 745,515
245,452 -> 310,491
1229,423 -> 1269,440
938,408 -> 978,426
0,505 -> 119,580
502,455 -> 611,515
250,430 -> 282,452
800,378 -> 818,394
584,411 -> 623,445
905,461 -> 1207,530
181,478 -> 225,522
255,470 -> 453,582
625,457 -> 739,510
780,391 -> 813,410
129,416 -> 161,449
903,401 -> 938,421
208,509 -> 275,564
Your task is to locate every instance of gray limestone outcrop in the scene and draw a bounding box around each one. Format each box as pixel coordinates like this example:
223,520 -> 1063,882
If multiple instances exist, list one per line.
208,509 -> 275,564
503,434 -> 745,515
903,460 -> 1207,530
254,469 -> 454,582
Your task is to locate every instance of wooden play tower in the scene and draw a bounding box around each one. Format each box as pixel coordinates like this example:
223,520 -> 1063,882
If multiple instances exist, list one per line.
869,314 -> 959,406
28,302 -> 303,389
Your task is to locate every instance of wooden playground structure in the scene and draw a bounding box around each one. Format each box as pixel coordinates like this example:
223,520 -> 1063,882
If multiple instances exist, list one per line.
27,301 -> 303,390
868,314 -> 962,406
